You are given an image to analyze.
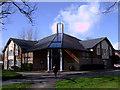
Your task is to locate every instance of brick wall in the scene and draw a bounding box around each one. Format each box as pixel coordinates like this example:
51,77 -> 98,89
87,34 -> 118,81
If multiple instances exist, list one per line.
63,49 -> 92,71
32,50 -> 47,71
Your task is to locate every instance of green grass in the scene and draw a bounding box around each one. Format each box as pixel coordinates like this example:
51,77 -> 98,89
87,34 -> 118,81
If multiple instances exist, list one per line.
56,75 -> 120,88
2,70 -> 22,80
1,83 -> 32,90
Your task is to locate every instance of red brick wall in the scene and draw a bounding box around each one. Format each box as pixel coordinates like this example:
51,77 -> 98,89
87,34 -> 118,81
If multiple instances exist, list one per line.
63,49 -> 92,71
32,50 -> 47,71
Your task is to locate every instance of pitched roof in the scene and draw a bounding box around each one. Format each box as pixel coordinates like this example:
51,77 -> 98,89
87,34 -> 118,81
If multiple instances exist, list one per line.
29,33 -> 86,51
62,33 -> 85,50
80,37 -> 106,49
3,33 -> 112,53
11,38 -> 38,49
29,34 -> 56,51
3,38 -> 38,52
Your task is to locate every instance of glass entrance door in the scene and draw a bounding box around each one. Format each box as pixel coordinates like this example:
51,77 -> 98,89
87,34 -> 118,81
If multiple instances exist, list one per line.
52,49 -> 60,70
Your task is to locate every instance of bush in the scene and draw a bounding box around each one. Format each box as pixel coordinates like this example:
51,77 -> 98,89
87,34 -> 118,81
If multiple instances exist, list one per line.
27,63 -> 33,71
22,63 -> 33,71
80,64 -> 104,71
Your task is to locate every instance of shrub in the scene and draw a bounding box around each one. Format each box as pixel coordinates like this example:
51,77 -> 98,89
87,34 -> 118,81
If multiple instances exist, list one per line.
27,63 -> 33,71
22,63 -> 33,71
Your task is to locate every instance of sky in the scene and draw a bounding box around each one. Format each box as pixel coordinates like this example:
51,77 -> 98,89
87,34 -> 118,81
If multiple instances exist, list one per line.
0,2 -> 118,53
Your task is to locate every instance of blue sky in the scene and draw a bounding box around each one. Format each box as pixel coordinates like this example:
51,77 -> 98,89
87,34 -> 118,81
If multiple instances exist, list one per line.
1,2 -> 118,52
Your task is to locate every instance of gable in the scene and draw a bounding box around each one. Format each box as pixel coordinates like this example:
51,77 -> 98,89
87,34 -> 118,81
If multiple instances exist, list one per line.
80,37 -> 105,49
9,40 -> 14,50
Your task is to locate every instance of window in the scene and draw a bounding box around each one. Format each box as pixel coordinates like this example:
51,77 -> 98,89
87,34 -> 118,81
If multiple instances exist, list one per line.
97,48 -> 101,55
9,50 -> 14,56
102,49 -> 108,56
82,52 -> 89,59
10,60 -> 14,66
49,33 -> 62,48
82,52 -> 85,59
16,60 -> 18,66
15,45 -> 18,56
28,52 -> 30,57
25,53 -> 27,57
110,47 -> 112,56
5,49 -> 8,57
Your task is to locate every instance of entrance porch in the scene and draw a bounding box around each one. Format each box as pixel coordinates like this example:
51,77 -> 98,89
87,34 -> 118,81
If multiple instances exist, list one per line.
32,49 -> 63,71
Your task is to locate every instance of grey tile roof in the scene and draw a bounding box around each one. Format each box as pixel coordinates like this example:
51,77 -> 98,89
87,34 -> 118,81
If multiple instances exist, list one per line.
80,37 -> 106,49
3,33 -> 109,53
11,38 -> 38,49
29,33 -> 86,51
62,33 -> 86,50
3,38 -> 38,52
29,34 -> 56,51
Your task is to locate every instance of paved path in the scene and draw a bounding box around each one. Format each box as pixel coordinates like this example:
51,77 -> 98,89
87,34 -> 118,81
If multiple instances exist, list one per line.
2,69 -> 120,88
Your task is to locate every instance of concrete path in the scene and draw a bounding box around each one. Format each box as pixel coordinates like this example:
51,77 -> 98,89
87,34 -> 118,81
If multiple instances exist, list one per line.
2,69 -> 120,88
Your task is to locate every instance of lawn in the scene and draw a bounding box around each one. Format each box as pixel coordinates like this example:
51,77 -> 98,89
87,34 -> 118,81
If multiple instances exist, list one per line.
56,75 -> 120,88
2,70 -> 22,80
1,83 -> 32,90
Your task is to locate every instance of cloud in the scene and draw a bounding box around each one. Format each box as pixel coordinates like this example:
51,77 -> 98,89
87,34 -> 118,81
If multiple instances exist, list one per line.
51,2 -> 101,37
113,42 -> 120,50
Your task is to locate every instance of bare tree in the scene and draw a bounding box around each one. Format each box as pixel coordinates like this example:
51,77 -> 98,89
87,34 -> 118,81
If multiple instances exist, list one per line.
18,28 -> 26,40
27,28 -> 33,40
100,1 -> 120,14
18,28 -> 39,41
0,0 -> 38,26
34,28 -> 38,41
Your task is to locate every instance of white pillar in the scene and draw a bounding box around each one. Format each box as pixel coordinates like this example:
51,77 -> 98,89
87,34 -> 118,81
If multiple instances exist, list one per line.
51,49 -> 52,70
60,49 -> 62,71
47,49 -> 50,71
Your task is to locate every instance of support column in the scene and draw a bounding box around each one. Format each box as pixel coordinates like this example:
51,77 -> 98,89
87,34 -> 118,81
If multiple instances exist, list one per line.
47,49 -> 50,72
51,49 -> 52,70
60,49 -> 62,71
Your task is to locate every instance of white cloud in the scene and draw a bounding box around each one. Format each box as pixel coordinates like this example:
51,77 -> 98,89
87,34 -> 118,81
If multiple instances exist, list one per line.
51,2 -> 101,36
113,42 -> 120,50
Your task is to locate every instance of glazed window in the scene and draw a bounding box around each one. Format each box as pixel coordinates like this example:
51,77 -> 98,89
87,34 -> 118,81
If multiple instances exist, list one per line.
97,48 -> 101,55
82,52 -> 85,59
82,52 -> 89,59
11,60 -> 14,66
9,50 -> 14,56
28,52 -> 30,57
25,53 -> 27,57
16,60 -> 18,66
5,49 -> 8,57
110,47 -> 112,56
15,45 -> 18,56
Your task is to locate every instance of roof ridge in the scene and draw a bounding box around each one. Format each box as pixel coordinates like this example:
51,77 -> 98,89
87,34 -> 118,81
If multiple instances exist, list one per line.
10,38 -> 38,42
64,33 -> 81,41
81,37 -> 106,42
